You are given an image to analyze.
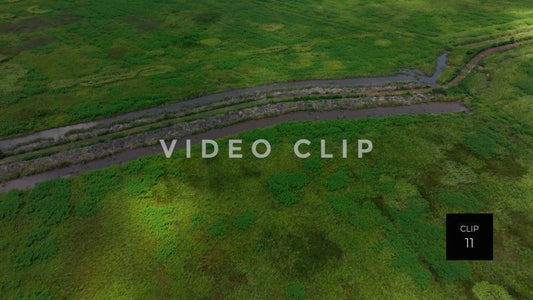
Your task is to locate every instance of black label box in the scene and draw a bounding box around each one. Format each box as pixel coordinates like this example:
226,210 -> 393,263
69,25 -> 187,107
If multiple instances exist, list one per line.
446,213 -> 493,260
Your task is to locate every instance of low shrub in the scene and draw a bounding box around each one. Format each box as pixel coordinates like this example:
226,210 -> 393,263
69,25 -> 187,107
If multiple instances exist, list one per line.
76,167 -> 120,217
141,206 -> 174,238
512,80 -> 533,95
233,211 -> 258,230
472,281 -> 513,300
267,172 -> 309,206
27,179 -> 71,225
207,217 -> 227,237
464,133 -> 499,160
303,158 -> 322,172
0,190 -> 23,219
284,282 -> 308,300
125,162 -> 165,197
325,171 -> 349,191
25,227 -> 50,247
14,237 -> 57,268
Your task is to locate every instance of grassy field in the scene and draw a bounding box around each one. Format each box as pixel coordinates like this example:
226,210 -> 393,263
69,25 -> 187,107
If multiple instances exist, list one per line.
0,0 -> 532,137
0,44 -> 532,298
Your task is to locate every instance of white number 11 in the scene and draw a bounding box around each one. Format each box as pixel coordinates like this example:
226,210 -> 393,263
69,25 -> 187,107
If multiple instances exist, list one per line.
465,237 -> 474,248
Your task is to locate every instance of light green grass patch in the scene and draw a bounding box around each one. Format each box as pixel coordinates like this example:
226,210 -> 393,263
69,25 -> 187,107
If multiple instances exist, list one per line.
323,60 -> 345,70
441,161 -> 478,186
0,63 -> 27,93
50,65 -> 175,89
137,65 -> 175,77
26,6 -> 51,14
0,13 -> 16,19
288,52 -> 315,69
199,38 -> 221,47
374,39 -> 392,47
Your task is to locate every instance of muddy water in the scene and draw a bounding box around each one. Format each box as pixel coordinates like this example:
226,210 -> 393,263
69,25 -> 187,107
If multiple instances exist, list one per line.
0,54 -> 447,151
0,102 -> 466,192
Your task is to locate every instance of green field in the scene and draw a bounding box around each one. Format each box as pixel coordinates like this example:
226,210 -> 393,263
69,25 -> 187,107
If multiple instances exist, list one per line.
0,0 -> 533,137
1,44 -> 532,298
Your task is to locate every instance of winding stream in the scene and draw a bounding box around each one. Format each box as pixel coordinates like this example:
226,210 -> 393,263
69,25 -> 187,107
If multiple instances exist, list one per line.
0,54 -> 447,151
0,102 -> 467,192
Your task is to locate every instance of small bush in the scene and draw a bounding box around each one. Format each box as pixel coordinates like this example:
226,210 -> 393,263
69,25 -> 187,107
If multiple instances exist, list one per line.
325,171 -> 349,191
512,80 -> 533,95
431,87 -> 447,94
14,237 -> 57,268
278,191 -> 299,206
268,172 -> 310,206
268,172 -> 310,194
170,167 -> 189,180
27,179 -> 71,225
190,213 -> 204,231
0,190 -> 23,219
125,163 -> 164,197
464,133 -> 498,160
75,199 -> 99,218
284,282 -> 308,300
180,33 -> 200,47
472,281 -> 513,300
233,211 -> 258,230
75,167 -> 119,217
207,217 -> 227,237
435,190 -> 482,211
25,227 -> 50,247
155,241 -> 178,264
7,279 -> 20,289
304,158 -> 322,172
141,206 -> 174,238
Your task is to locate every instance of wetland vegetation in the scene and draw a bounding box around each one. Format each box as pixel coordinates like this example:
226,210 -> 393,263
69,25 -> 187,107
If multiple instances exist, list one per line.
1,44 -> 532,298
0,0 -> 533,136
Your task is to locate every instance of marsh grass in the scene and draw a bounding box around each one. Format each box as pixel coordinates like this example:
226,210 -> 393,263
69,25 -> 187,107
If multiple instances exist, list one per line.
2,45 -> 533,296
1,0 -> 533,136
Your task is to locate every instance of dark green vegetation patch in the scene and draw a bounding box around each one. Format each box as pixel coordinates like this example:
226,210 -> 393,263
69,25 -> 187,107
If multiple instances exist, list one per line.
233,211 -> 258,230
268,171 -> 310,206
0,190 -> 23,219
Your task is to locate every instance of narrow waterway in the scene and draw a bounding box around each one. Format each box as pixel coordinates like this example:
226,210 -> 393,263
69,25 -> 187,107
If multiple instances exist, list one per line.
0,54 -> 447,151
0,102 -> 467,192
